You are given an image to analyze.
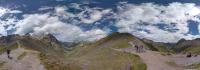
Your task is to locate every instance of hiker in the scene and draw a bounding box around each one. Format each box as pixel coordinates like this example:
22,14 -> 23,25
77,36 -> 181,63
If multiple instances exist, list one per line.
140,45 -> 144,53
138,45 -> 142,53
6,49 -> 12,59
135,45 -> 139,52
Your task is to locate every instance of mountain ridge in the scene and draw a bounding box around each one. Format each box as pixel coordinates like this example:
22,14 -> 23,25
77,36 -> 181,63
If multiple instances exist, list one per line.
1,32 -> 200,70
1,32 -> 200,53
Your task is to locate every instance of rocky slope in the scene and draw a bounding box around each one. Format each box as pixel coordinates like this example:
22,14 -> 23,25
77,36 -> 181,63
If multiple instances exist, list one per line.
1,32 -> 200,70
141,38 -> 170,52
64,32 -> 147,70
175,38 -> 200,54
0,34 -> 67,70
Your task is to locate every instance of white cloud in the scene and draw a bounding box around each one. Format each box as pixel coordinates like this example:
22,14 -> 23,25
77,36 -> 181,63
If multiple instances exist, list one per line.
52,5 -> 112,24
54,6 -> 73,17
69,3 -> 82,10
14,13 -> 108,42
0,7 -> 22,16
79,9 -> 112,24
0,7 -> 22,36
0,24 -> 7,36
9,10 -> 23,14
0,7 -> 9,17
79,29 -> 107,41
38,6 -> 54,11
2,2 -> 200,43
116,2 -> 200,42
0,5 -> 111,42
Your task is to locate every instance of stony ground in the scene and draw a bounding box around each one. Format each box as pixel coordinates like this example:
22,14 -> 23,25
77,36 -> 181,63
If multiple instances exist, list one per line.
1,43 -> 200,70
116,46 -> 200,70
0,48 -> 46,70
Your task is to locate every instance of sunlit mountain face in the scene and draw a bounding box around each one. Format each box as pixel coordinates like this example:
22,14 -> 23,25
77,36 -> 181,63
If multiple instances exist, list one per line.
0,0 -> 200,43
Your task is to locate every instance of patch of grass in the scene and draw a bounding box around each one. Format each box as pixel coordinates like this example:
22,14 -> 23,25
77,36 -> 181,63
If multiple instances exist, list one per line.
17,52 -> 27,60
142,42 -> 159,51
64,33 -> 147,70
156,45 -> 169,52
165,61 -> 179,67
160,52 -> 172,56
186,63 -> 200,69
183,46 -> 200,55
65,46 -> 147,70
0,61 -> 6,68
110,39 -> 132,49
0,43 -> 18,55
39,53 -> 71,70
142,41 -> 170,53
91,32 -> 134,49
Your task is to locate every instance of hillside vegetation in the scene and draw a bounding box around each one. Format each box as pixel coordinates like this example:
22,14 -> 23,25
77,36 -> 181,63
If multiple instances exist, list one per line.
174,38 -> 200,54
0,34 -> 67,70
65,32 -> 147,70
4,32 -> 200,70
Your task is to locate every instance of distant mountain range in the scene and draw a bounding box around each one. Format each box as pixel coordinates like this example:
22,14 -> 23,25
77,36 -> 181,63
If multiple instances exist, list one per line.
0,32 -> 200,70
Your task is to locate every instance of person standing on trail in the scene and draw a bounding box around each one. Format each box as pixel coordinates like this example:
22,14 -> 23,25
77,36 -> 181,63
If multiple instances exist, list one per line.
6,49 -> 12,59
138,45 -> 144,53
135,45 -> 139,52
140,45 -> 144,52
138,45 -> 141,53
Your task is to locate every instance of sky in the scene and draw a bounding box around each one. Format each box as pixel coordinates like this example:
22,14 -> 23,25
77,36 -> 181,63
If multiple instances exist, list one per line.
0,0 -> 200,43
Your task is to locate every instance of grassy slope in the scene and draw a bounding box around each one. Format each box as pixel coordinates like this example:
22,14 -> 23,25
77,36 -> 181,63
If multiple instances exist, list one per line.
19,37 -> 68,70
0,43 -> 18,55
3,37 -> 67,70
174,40 -> 200,54
187,63 -> 200,69
182,46 -> 200,54
39,53 -> 68,70
0,33 -> 151,70
65,33 -> 147,70
142,41 -> 170,53
175,42 -> 200,54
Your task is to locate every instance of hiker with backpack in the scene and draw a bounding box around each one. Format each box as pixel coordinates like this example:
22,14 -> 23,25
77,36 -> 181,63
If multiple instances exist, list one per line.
140,45 -> 145,53
6,49 -> 12,59
135,45 -> 139,52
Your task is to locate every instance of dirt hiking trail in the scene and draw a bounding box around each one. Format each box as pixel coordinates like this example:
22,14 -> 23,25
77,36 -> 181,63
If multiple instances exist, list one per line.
116,46 -> 200,70
0,47 -> 46,70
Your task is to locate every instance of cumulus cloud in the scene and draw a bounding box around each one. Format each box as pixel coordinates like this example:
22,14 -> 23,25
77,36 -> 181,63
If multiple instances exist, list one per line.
54,6 -> 75,18
0,7 -> 22,36
2,2 -> 200,43
52,5 -> 112,24
0,5 -> 111,42
0,7 -> 9,17
79,29 -> 107,41
14,13 -> 108,42
0,7 -> 22,16
0,24 -> 7,36
79,8 -> 112,24
115,2 -> 200,42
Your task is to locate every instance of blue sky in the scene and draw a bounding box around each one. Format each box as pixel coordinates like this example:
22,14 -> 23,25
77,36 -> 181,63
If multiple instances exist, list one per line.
0,0 -> 200,43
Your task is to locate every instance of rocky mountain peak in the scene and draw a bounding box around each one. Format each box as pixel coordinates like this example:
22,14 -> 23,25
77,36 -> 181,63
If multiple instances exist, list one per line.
195,38 -> 200,41
42,34 -> 58,43
177,38 -> 186,44
0,34 -> 20,44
